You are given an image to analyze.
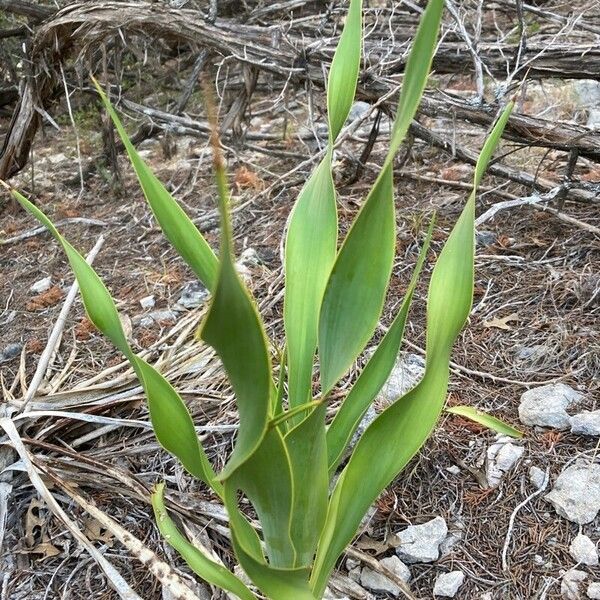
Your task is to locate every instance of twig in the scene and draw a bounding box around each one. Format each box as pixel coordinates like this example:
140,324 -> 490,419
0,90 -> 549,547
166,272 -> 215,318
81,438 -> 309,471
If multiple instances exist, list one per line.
0,218 -> 107,245
501,468 -> 550,572
0,417 -> 144,600
21,235 -> 105,409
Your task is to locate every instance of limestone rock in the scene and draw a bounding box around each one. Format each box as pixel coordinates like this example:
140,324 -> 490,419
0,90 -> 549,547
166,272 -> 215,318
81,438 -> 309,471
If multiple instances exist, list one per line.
562,569 -> 587,600
587,582 -> 600,599
569,534 -> 598,566
394,516 -> 448,564
546,462 -> 600,524
30,276 -> 52,294
360,556 -> 410,596
570,411 -> 600,436
518,384 -> 583,429
486,435 -> 524,487
433,571 -> 465,597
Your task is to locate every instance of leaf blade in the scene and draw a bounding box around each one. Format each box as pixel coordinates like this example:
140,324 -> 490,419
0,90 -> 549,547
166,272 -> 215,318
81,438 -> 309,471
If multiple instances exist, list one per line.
446,406 -> 523,438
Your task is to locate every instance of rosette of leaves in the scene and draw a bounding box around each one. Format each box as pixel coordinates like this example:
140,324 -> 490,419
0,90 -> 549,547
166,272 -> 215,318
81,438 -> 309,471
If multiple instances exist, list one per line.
7,1 -> 520,597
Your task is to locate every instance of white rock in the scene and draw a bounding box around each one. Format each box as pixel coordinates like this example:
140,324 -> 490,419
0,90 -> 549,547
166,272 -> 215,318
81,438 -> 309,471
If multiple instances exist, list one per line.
136,310 -> 178,327
570,411 -> 600,436
480,593 -> 493,600
394,516 -> 448,563
587,109 -> 600,129
47,152 -> 68,165
518,383 -> 583,429
377,353 -> 425,407
588,582 -> 600,599
360,556 -> 410,595
433,571 -> 465,597
486,435 -> 525,487
139,295 -> 155,309
562,569 -> 587,600
529,466 -> 548,490
446,465 -> 461,475
546,462 -> 600,524
569,534 -> 598,566
238,247 -> 261,268
30,276 -> 52,294
176,281 -> 209,310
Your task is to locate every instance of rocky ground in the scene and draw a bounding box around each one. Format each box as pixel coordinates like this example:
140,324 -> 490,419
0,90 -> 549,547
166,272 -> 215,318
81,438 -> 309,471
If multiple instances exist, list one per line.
1,22 -> 600,600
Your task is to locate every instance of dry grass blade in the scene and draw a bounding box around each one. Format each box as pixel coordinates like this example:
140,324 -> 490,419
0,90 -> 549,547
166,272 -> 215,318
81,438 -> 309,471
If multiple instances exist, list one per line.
0,417 -> 143,600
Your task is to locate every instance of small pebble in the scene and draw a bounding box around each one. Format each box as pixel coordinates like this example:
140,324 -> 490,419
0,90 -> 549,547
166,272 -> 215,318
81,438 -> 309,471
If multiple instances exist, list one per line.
30,276 -> 52,294
139,295 -> 155,309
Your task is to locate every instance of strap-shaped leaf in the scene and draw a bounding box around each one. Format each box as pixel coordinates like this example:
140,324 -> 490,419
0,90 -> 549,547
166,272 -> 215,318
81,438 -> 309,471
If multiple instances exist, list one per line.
230,427 -> 296,567
318,0 -> 445,396
200,146 -> 271,481
151,483 -> 257,600
318,167 -> 395,394
284,0 -> 363,409
93,79 -> 219,292
285,403 -> 328,567
284,156 -> 337,408
10,188 -> 220,495
311,103 -> 514,597
446,406 -> 523,438
327,0 -> 363,141
326,219 -> 434,474
223,481 -> 315,600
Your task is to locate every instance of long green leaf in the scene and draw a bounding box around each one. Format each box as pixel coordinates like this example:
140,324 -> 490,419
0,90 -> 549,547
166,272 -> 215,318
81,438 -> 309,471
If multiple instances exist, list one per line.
311,103 -> 514,597
223,482 -> 315,600
326,218 -> 434,474
199,144 -> 271,481
93,79 -> 219,292
284,0 -> 363,410
10,188 -> 220,494
151,483 -> 257,600
230,428 -> 296,567
446,405 -> 523,438
284,157 -> 337,408
318,0 -> 445,396
327,0 -> 363,141
285,404 -> 328,567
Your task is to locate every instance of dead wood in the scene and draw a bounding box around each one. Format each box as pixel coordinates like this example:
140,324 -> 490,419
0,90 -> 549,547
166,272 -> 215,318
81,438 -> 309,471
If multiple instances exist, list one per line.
2,1 -> 600,181
0,0 -> 54,21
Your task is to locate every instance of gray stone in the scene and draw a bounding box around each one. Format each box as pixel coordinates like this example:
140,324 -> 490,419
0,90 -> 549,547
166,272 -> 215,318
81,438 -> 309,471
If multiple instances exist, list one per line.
348,101 -> 372,122
139,295 -> 155,310
377,353 -> 425,407
569,534 -> 598,566
546,462 -> 600,524
394,516 -> 448,563
29,276 -> 52,294
136,310 -> 178,328
587,109 -> 600,129
360,556 -> 410,596
476,230 -> 497,247
515,344 -> 549,364
588,582 -> 600,599
529,466 -> 548,490
176,281 -> 209,310
574,80 -> 600,108
47,152 -> 68,165
433,571 -> 465,597
562,569 -> 587,600
486,435 -> 524,487
0,342 -> 23,363
570,411 -> 600,436
237,247 -> 262,268
518,383 -> 583,429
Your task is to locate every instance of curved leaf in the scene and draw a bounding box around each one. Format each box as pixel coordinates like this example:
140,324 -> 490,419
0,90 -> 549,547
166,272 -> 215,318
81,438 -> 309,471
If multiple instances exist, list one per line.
311,102 -> 514,597
151,483 -> 257,600
93,79 -> 219,292
327,0 -> 364,141
318,0 -> 445,395
326,219 -> 434,473
446,406 -> 523,438
10,188 -> 220,494
200,139 -> 271,481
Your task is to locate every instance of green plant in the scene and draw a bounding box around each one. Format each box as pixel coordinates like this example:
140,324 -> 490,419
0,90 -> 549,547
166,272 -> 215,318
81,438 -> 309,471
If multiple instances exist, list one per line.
6,1 -> 521,598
